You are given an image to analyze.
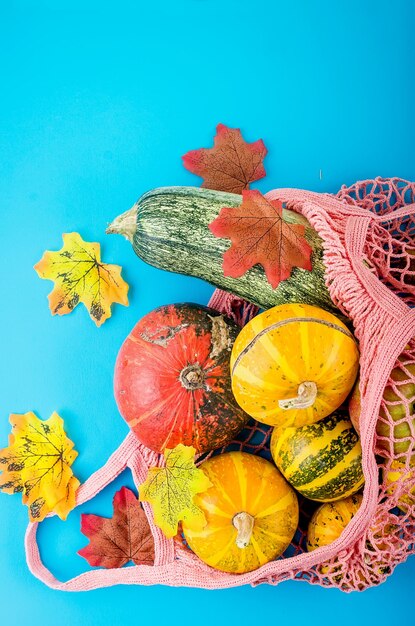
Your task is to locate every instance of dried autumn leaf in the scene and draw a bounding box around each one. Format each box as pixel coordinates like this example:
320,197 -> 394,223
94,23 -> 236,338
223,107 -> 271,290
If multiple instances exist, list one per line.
0,411 -> 80,522
209,189 -> 313,288
78,487 -> 155,568
182,123 -> 267,194
139,444 -> 212,538
34,232 -> 129,326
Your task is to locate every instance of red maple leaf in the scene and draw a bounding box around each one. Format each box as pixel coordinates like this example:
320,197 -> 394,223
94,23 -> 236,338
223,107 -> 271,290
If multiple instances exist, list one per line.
209,190 -> 313,288
78,487 -> 155,568
182,123 -> 267,194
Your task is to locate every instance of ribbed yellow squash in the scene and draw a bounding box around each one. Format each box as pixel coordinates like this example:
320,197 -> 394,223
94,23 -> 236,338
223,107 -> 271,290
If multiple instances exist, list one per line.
182,452 -> 299,574
307,494 -> 363,551
231,303 -> 359,429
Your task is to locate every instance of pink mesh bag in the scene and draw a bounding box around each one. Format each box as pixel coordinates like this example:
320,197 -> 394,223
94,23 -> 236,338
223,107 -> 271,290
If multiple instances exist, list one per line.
25,177 -> 415,592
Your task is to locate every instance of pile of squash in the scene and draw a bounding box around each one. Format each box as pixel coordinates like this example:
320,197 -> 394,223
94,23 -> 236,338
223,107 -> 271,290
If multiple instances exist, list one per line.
114,299 -> 367,574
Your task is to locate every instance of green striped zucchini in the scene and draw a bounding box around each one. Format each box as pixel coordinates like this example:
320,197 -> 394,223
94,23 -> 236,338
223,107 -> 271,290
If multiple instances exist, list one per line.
107,186 -> 337,314
270,411 -> 364,502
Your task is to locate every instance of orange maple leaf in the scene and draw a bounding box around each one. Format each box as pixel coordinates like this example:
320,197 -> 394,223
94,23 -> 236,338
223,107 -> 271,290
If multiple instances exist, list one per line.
209,190 -> 313,289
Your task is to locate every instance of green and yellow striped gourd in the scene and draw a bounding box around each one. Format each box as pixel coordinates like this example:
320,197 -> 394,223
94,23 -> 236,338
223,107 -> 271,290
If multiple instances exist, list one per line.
270,410 -> 364,502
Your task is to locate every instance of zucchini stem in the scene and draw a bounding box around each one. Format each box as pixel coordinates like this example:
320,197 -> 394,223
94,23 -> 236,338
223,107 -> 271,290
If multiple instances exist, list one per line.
106,207 -> 138,242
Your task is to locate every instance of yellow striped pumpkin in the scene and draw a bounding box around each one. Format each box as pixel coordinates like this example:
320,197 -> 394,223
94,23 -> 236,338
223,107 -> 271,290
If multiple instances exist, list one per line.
270,410 -> 364,502
230,303 -> 359,429
307,494 -> 363,551
182,451 -> 299,573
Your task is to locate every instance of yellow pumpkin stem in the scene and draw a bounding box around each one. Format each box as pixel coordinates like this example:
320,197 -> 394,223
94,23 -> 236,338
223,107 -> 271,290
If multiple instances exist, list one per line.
232,511 -> 255,548
279,381 -> 318,410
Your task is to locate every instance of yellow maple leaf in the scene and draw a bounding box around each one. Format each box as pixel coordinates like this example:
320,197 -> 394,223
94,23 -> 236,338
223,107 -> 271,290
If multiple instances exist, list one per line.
34,232 -> 129,326
0,412 -> 80,522
139,444 -> 212,538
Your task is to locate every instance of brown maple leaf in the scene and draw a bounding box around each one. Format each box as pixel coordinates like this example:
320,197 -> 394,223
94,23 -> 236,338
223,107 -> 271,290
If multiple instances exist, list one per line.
78,487 -> 155,568
209,190 -> 313,289
182,123 -> 267,194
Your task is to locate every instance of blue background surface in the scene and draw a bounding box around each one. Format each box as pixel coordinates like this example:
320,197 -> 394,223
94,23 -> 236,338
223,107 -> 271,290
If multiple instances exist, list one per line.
1,1 -> 415,625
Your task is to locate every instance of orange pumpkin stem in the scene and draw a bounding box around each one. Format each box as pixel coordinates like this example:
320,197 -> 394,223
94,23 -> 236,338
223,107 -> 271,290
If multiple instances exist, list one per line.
278,381 -> 318,410
232,511 -> 255,548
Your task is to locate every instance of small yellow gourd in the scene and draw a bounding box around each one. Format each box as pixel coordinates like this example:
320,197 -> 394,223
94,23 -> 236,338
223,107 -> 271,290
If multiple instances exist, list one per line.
182,451 -> 299,574
231,303 -> 359,429
307,494 -> 363,551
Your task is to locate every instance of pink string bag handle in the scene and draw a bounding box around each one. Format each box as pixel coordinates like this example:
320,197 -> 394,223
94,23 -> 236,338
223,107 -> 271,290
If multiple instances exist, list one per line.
25,178 -> 415,591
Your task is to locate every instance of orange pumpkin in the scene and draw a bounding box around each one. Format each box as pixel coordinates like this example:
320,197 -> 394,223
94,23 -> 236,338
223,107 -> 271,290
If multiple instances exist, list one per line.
114,303 -> 249,454
182,452 -> 299,573
307,494 -> 363,551
231,303 -> 359,429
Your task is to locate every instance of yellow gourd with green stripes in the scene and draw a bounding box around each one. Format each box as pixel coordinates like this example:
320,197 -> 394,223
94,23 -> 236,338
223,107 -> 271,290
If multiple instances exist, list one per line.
270,411 -> 364,502
307,494 -> 363,551
182,451 -> 299,573
230,303 -> 359,429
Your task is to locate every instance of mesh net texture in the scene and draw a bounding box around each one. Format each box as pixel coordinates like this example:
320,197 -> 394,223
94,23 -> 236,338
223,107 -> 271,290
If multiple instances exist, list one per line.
337,178 -> 415,306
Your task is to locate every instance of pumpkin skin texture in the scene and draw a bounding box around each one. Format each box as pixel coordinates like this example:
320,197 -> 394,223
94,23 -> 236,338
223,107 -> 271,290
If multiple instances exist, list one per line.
270,410 -> 364,502
114,303 -> 249,454
307,494 -> 362,551
182,452 -> 299,574
230,303 -> 359,429
349,365 -> 415,458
